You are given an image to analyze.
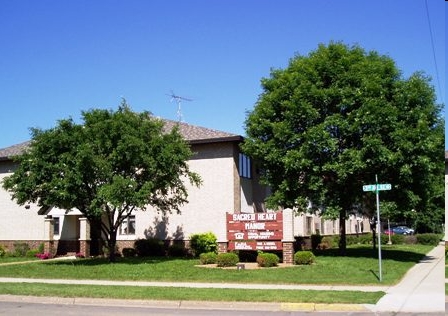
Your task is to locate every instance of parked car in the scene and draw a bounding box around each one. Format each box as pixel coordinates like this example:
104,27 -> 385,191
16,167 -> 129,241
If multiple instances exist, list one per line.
384,229 -> 394,235
392,226 -> 414,235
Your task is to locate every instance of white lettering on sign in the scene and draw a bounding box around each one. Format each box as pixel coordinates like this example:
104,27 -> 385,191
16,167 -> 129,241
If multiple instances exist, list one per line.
232,213 -> 256,221
257,213 -> 277,221
248,231 -> 275,239
235,242 -> 253,250
244,222 -> 266,230
256,241 -> 278,250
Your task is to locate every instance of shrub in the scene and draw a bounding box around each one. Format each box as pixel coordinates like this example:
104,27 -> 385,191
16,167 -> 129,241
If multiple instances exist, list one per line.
318,236 -> 334,249
0,245 -> 5,257
390,234 -> 405,245
167,244 -> 187,257
199,252 -> 217,264
13,242 -> 30,257
37,243 -> 44,253
294,251 -> 315,265
311,234 -> 322,250
26,249 -> 40,258
134,238 -> 165,257
122,248 -> 136,257
216,252 -> 239,267
189,232 -> 217,257
404,235 -> 417,244
416,233 -> 440,246
256,252 -> 279,267
358,234 -> 372,245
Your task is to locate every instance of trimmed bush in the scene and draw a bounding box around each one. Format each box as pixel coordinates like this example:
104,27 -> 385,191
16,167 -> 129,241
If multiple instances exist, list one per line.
0,245 -> 5,257
167,244 -> 187,257
390,234 -> 405,245
318,236 -> 334,249
294,251 -> 315,265
199,252 -> 217,264
256,252 -> 279,267
416,233 -> 440,246
189,232 -> 217,257
216,252 -> 239,267
311,234 -> 322,250
404,235 -> 417,244
122,248 -> 136,257
134,238 -> 165,257
358,234 -> 373,245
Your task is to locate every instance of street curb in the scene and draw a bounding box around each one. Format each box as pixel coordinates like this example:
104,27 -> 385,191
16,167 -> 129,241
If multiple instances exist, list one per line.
0,295 -> 372,312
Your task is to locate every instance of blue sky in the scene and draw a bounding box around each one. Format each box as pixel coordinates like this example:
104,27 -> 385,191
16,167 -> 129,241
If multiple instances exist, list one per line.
0,0 -> 445,149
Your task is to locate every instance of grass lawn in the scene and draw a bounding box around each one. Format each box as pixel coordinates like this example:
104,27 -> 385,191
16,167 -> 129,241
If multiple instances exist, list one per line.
0,244 -> 433,304
0,244 -> 432,285
0,283 -> 384,304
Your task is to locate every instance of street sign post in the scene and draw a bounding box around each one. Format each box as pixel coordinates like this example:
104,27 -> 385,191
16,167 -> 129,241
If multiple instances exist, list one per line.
363,184 -> 391,192
362,177 -> 392,282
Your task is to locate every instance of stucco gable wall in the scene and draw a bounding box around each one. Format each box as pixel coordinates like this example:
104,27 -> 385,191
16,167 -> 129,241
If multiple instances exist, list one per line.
0,172 -> 47,240
127,142 -> 237,241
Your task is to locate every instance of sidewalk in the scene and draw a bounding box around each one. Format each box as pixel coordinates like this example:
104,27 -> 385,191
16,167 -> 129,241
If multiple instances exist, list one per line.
372,242 -> 445,313
0,243 -> 445,313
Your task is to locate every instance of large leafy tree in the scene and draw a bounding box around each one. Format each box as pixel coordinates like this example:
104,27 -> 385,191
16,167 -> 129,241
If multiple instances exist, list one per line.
2,101 -> 201,261
242,42 -> 444,254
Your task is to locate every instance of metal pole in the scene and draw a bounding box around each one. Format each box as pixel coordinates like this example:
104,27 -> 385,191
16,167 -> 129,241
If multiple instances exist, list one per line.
387,218 -> 392,245
375,174 -> 382,282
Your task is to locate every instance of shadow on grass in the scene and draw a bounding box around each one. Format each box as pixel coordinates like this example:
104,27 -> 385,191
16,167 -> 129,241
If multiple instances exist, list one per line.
48,256 -> 192,267
313,247 -> 426,263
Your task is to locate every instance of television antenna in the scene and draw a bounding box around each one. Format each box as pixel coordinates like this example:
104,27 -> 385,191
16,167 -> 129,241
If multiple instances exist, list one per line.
166,91 -> 193,122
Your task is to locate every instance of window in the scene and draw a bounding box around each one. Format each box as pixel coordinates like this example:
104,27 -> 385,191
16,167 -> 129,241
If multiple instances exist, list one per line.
239,153 -> 252,178
53,217 -> 60,236
120,215 -> 135,235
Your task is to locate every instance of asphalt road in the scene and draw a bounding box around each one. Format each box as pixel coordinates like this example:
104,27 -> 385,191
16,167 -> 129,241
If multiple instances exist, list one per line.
0,300 -> 445,316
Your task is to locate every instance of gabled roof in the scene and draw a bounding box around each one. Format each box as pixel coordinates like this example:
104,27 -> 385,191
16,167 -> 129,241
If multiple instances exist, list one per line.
162,119 -> 242,144
0,141 -> 32,161
0,119 -> 242,160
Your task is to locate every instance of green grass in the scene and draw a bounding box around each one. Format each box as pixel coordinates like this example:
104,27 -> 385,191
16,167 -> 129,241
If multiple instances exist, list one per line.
0,244 -> 432,285
0,283 -> 383,304
0,256 -> 38,263
0,244 -> 433,304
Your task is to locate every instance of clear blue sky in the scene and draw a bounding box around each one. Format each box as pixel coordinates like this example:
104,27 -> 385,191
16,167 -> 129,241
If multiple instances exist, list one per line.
0,0 -> 445,149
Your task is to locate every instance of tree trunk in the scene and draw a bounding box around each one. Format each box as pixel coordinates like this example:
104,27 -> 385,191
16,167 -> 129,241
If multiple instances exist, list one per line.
108,230 -> 117,263
338,211 -> 346,256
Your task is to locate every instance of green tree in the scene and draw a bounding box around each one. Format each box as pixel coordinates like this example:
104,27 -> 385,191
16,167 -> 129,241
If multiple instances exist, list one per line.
2,101 -> 201,262
242,42 -> 444,254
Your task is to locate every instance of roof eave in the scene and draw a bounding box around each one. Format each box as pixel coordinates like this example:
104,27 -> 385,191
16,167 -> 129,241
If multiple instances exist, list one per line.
189,135 -> 243,145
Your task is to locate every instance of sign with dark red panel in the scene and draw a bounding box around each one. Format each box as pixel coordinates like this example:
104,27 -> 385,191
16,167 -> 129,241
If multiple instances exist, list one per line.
226,212 -> 283,250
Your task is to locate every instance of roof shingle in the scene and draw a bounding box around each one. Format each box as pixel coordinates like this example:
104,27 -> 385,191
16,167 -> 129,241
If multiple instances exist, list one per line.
0,120 -> 242,159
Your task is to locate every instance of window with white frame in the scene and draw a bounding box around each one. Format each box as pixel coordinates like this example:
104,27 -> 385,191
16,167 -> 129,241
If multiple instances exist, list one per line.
120,215 -> 135,235
239,153 -> 252,179
53,217 -> 60,236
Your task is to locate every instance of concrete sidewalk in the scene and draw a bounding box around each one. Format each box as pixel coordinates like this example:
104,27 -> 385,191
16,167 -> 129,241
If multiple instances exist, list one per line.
372,242 -> 445,313
0,243 -> 445,313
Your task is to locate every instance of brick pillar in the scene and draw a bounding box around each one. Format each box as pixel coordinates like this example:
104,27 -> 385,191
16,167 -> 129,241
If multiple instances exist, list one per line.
43,216 -> 54,255
79,217 -> 91,257
282,208 -> 294,265
282,242 -> 294,264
